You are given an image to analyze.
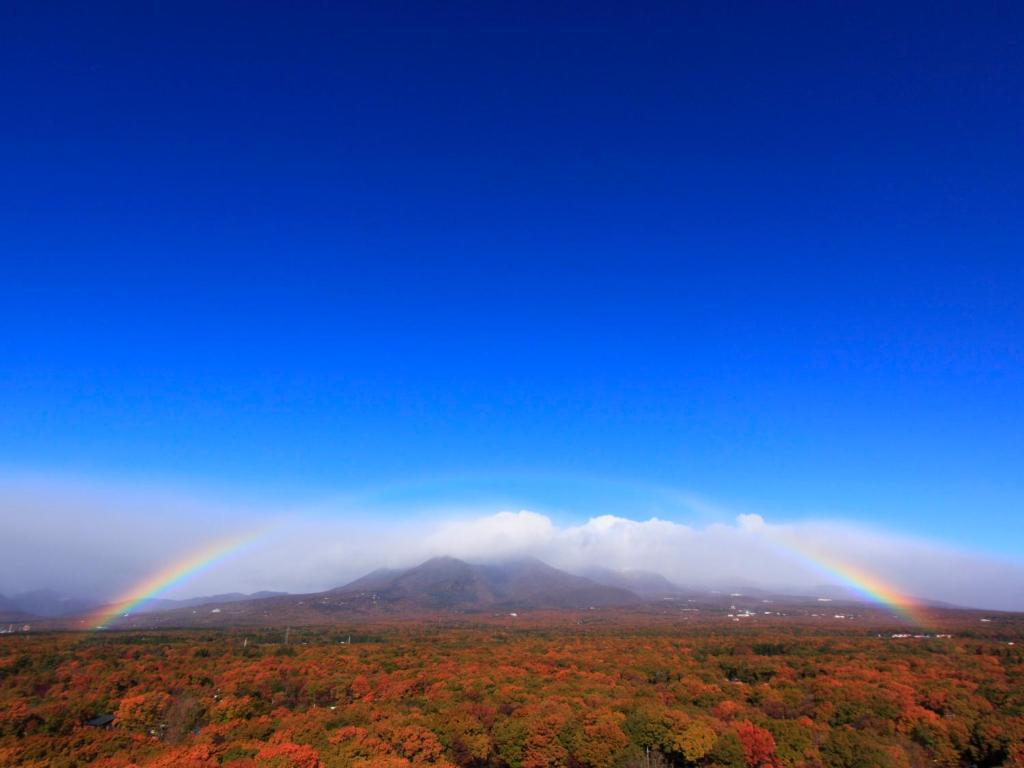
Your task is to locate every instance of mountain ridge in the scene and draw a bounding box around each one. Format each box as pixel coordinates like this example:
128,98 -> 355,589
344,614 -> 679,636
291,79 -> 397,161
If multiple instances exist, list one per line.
333,555 -> 642,609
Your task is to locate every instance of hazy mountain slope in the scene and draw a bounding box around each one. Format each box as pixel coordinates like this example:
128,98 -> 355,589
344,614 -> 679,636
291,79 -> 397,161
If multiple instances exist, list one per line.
132,591 -> 288,613
0,594 -> 36,623
581,567 -> 685,598
331,568 -> 402,594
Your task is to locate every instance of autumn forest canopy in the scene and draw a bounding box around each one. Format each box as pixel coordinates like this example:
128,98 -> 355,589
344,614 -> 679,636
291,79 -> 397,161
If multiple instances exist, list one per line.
3,614 -> 1023,768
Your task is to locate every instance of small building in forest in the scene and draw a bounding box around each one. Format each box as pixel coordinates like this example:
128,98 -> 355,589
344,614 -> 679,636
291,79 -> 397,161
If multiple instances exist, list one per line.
84,714 -> 114,728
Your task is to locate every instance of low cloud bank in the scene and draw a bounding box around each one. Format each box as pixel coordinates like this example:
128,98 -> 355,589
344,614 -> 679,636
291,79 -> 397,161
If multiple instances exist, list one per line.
421,510 -> 1024,610
2,476 -> 1022,611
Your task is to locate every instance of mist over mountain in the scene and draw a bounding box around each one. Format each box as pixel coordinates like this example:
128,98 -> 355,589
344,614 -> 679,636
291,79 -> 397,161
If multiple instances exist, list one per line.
4,479 -> 1024,612
130,591 -> 288,614
15,549 -> 996,630
49,553 -> 1010,633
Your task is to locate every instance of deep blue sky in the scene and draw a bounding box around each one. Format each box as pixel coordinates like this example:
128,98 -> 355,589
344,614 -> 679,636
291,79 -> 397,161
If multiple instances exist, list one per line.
1,2 -> 1022,554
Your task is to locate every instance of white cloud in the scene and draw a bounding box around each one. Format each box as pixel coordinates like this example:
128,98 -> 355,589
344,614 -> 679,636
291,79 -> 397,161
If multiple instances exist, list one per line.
737,513 -> 767,531
425,510 -> 555,557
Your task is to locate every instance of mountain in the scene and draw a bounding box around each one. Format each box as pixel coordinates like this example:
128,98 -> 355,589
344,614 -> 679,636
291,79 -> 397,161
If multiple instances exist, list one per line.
71,558 -> 984,630
0,589 -> 97,618
52,556 -> 642,629
334,556 -> 642,610
580,567 -> 686,598
46,554 -> 994,630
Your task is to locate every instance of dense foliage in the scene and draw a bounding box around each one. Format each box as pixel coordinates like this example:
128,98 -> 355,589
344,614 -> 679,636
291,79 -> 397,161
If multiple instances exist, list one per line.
2,619 -> 1023,767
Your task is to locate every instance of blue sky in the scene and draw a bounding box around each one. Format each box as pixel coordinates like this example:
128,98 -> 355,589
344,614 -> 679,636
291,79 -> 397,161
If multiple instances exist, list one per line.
1,2 -> 1022,564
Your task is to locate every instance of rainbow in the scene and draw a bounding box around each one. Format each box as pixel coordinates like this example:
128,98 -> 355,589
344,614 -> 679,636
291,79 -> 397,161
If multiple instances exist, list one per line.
90,531 -> 262,628
765,533 -> 928,626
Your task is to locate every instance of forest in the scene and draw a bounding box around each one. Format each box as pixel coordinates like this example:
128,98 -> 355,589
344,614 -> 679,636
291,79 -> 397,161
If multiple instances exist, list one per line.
2,616 -> 1023,768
